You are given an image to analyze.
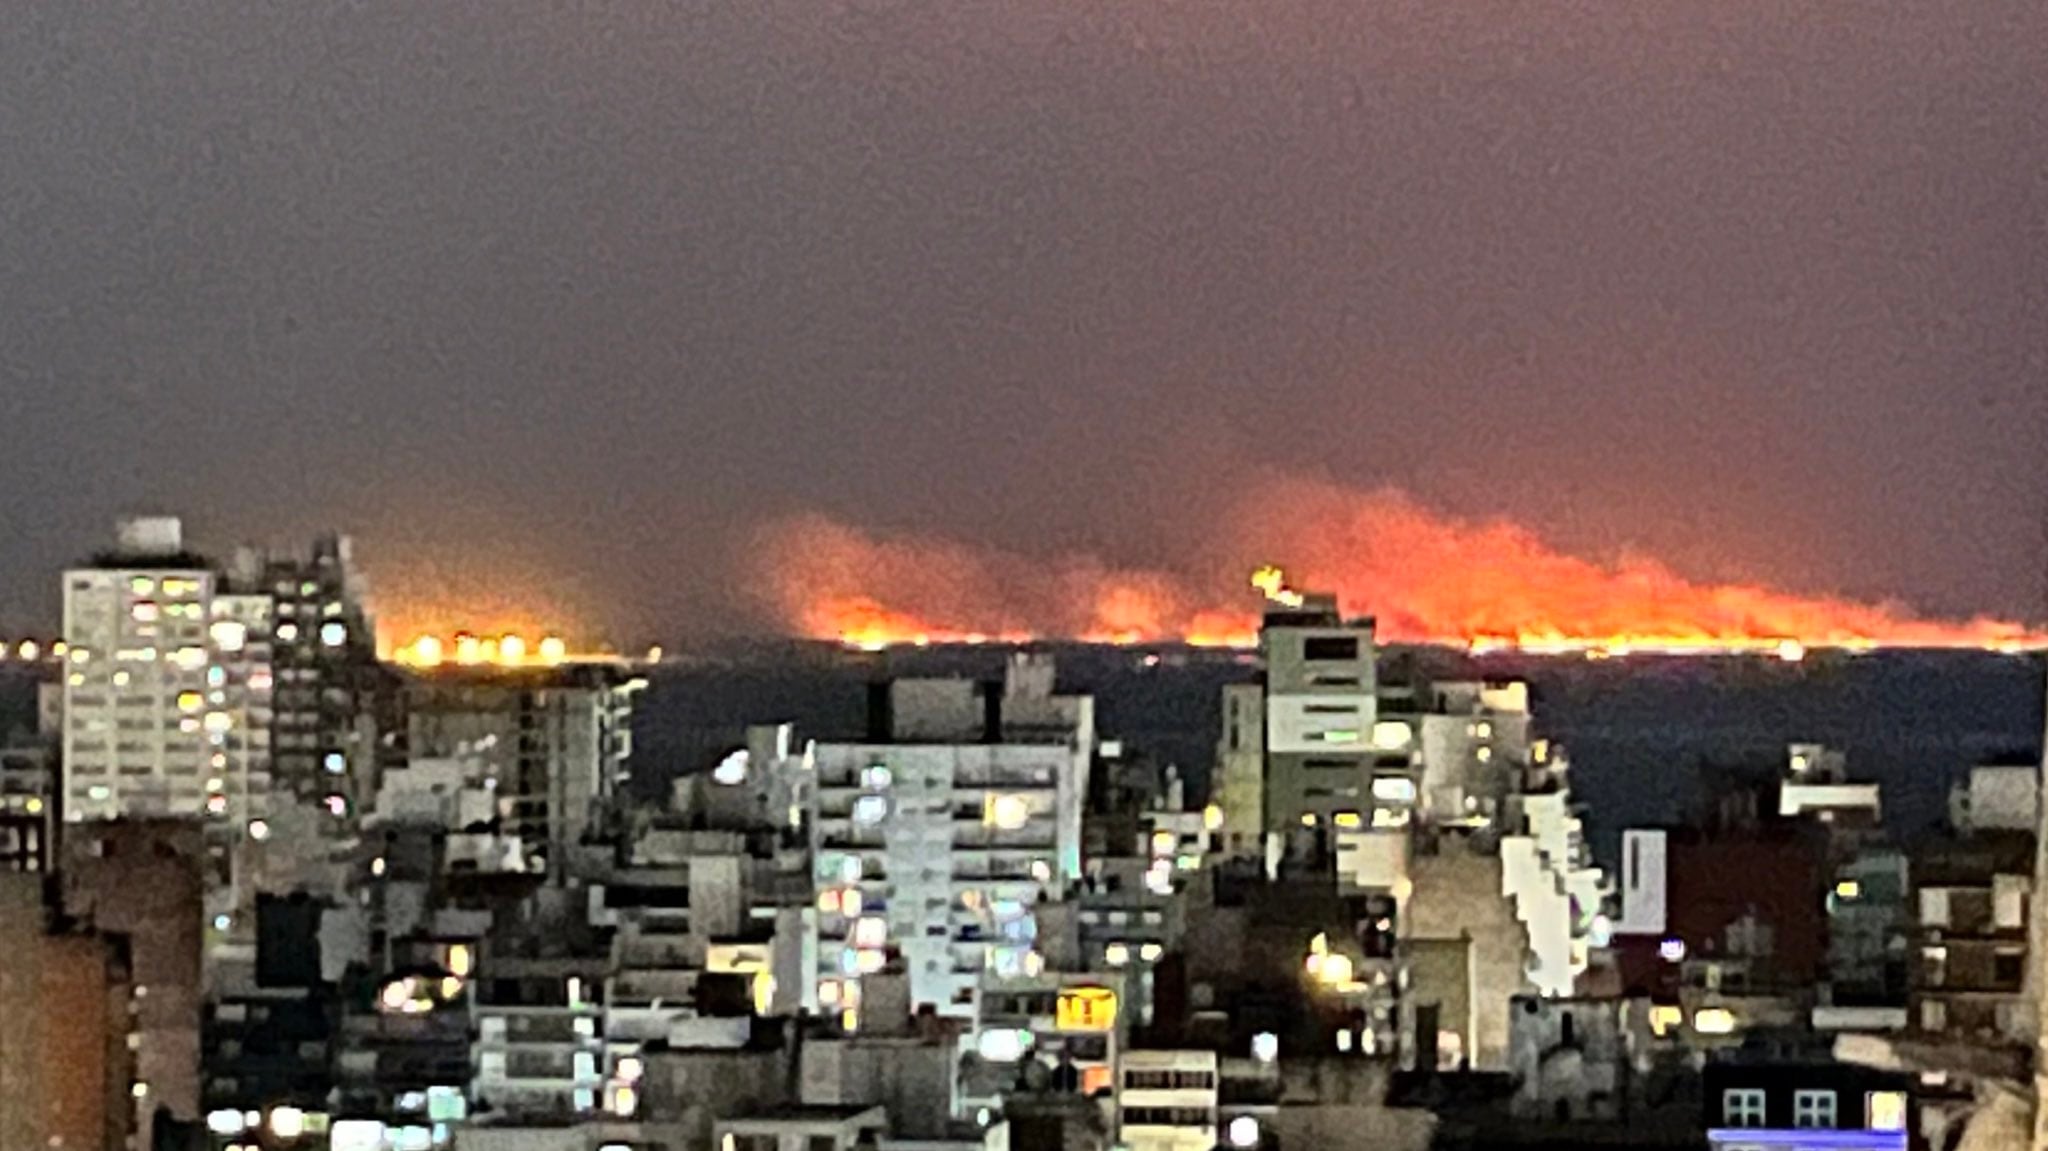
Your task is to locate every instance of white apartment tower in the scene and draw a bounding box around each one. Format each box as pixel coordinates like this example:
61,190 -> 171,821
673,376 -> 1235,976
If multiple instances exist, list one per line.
61,517 -> 275,830
802,655 -> 1093,1024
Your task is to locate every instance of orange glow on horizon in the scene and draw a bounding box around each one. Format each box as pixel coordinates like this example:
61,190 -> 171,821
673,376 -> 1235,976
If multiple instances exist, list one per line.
750,478 -> 2048,656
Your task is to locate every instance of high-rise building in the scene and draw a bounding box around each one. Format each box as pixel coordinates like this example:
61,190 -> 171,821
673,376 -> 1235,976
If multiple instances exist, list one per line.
1255,593 -> 1381,842
233,534 -> 388,812
60,517 -> 275,829
798,655 -> 1094,1023
401,663 -> 640,882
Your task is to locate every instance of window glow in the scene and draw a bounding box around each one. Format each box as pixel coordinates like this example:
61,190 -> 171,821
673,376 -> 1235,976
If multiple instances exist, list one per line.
1372,776 -> 1417,803
1252,1032 -> 1279,1062
985,794 -> 1031,830
1867,1091 -> 1906,1132
1370,720 -> 1412,750
320,621 -> 348,647
1228,1116 -> 1259,1147
1693,1008 -> 1737,1035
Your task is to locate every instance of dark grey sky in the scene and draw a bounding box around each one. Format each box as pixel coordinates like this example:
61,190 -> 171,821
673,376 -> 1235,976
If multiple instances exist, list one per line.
1,3 -> 2042,641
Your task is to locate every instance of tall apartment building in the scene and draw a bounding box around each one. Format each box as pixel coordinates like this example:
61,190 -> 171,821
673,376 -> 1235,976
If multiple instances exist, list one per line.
798,655 -> 1093,1024
401,663 -> 640,882
230,533 -> 387,811
1255,594 -> 1380,843
61,517 -> 276,831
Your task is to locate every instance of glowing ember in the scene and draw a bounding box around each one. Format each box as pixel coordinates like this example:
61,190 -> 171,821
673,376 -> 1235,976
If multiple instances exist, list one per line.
750,477 -> 2047,654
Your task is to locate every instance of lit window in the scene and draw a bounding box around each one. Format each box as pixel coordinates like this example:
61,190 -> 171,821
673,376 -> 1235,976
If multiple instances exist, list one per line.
862,763 -> 892,790
177,692 -> 204,713
1332,811 -> 1363,830
1793,1089 -> 1836,1129
1475,746 -> 1494,763
129,577 -> 155,595
173,646 -> 207,670
1693,1008 -> 1737,1035
1104,943 -> 1131,967
209,621 -> 247,652
1723,1088 -> 1766,1128
320,622 -> 348,647
1371,720 -> 1412,751
817,890 -> 842,915
852,795 -> 889,826
324,753 -> 347,774
1867,1091 -> 1906,1132
852,917 -> 887,948
985,794 -> 1030,830
1372,776 -> 1417,803
206,667 -> 226,688
131,602 -> 160,623
248,820 -> 270,841
1252,1032 -> 1279,1062
1317,729 -> 1361,744
276,622 -> 300,643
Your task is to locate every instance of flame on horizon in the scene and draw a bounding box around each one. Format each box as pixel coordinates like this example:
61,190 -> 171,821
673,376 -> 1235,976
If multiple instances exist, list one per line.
749,477 -> 2048,655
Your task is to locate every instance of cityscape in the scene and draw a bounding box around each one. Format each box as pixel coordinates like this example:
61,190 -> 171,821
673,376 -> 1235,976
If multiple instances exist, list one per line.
0,6 -> 2043,1151
0,515 -> 2040,1150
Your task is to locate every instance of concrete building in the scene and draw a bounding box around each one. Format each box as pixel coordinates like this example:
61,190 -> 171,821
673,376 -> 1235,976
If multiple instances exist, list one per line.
1908,832 -> 2032,1042
1116,1050 -> 1218,1151
232,532 -> 388,813
60,818 -> 207,1146
1506,996 -> 1630,1122
60,517 -> 276,833
0,872 -> 136,1151
1401,840 -> 1533,1071
798,656 -> 1094,1022
402,663 -> 640,883
1948,761 -> 2039,835
1249,593 -> 1381,847
715,1105 -> 889,1151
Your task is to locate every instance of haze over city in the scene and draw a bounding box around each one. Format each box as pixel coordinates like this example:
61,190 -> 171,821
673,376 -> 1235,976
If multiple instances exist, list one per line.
2,3 -> 2044,645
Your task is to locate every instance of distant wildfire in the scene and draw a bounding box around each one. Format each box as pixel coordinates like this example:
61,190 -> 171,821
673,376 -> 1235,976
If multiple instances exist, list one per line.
749,476 -> 2047,655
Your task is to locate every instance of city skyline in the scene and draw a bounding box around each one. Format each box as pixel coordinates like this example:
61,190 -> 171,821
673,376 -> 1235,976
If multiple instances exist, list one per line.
0,4 -> 2044,640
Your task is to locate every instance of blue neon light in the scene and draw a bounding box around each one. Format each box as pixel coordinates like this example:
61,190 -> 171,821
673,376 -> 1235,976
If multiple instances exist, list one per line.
1705,1130 -> 1906,1151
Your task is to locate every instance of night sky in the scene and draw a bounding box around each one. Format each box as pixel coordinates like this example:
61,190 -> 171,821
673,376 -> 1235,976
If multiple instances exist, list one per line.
1,4 -> 2042,642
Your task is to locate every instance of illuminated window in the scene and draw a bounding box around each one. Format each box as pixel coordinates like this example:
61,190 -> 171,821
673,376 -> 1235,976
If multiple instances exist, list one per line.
852,796 -> 889,826
320,622 -> 348,647
985,794 -> 1030,830
209,621 -> 247,652
1793,1089 -> 1836,1129
131,602 -> 160,623
130,577 -> 155,595
852,917 -> 887,948
1722,1089 -> 1765,1128
177,691 -> 204,713
1371,776 -> 1417,803
1867,1091 -> 1906,1132
1693,1008 -> 1736,1035
861,763 -> 892,790
1370,721 -> 1412,750
276,622 -> 300,643
1475,746 -> 1494,763
1332,811 -> 1363,830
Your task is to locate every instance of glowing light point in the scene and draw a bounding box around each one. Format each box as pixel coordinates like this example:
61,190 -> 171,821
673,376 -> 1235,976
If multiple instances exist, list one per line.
453,634 -> 483,665
539,636 -> 567,665
499,634 -> 527,664
408,635 -> 444,668
1250,565 -> 1305,608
